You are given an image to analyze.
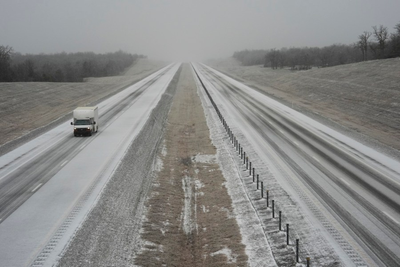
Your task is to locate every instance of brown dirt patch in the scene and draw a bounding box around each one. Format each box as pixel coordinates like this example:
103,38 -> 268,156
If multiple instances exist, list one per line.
135,64 -> 248,266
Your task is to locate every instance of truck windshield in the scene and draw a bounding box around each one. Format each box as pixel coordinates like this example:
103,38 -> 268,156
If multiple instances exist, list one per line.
75,119 -> 91,125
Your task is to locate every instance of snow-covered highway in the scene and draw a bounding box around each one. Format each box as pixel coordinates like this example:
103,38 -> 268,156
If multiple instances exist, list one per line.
1,60 -> 400,266
0,63 -> 180,266
192,63 -> 400,266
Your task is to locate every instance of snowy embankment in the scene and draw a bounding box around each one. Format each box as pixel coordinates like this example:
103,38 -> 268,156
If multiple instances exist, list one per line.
207,57 -> 400,159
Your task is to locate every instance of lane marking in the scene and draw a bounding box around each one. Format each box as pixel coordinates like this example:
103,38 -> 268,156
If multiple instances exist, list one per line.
61,160 -> 68,167
0,137 -> 66,181
340,178 -> 351,187
31,183 -> 43,193
79,144 -> 86,150
312,156 -> 320,163
293,141 -> 299,146
383,211 -> 399,225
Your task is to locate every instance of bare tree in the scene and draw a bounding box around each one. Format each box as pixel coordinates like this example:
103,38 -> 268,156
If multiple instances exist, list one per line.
372,25 -> 389,58
8,50 -> 138,82
358,31 -> 371,61
319,46 -> 334,67
265,49 -> 282,69
395,22 -> 400,35
389,22 -> 400,57
0,45 -> 13,81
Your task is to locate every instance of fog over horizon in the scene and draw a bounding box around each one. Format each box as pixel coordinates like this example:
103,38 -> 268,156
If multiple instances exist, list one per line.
1,0 -> 399,62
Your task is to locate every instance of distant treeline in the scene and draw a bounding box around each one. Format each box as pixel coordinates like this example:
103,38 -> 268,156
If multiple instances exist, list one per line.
233,22 -> 400,69
0,47 -> 146,82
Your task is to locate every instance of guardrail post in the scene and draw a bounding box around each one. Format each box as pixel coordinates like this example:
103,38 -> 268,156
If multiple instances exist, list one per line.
272,200 -> 275,218
257,174 -> 259,189
266,190 -> 269,207
286,224 -> 289,245
249,162 -> 252,175
307,257 -> 310,267
279,211 -> 282,230
296,239 -> 299,262
261,181 -> 263,198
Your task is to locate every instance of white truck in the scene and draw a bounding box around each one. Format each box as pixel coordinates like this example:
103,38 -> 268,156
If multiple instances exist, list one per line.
70,106 -> 99,136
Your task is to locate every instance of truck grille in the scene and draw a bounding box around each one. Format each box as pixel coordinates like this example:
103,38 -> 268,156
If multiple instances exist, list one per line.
74,128 -> 91,136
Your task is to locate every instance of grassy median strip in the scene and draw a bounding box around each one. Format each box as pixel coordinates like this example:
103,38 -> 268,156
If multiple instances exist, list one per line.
135,64 -> 248,266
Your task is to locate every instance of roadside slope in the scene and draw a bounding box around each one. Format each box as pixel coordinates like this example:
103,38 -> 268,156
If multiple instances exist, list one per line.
207,58 -> 400,158
0,59 -> 168,154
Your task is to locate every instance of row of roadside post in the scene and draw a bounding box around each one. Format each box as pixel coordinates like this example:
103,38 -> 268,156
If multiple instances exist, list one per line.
192,65 -> 311,266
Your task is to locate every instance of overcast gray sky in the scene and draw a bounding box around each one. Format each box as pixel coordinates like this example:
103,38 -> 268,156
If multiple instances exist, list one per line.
1,0 -> 399,61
